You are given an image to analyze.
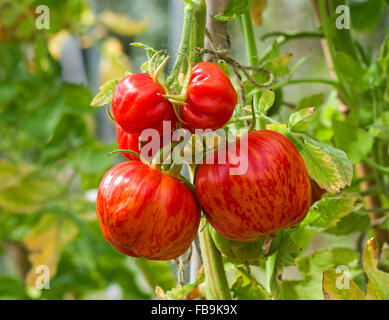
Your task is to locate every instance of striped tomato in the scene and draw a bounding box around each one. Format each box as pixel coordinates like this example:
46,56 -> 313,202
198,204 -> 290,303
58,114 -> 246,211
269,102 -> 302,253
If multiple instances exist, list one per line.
112,73 -> 176,133
181,62 -> 237,130
115,124 -> 141,161
195,130 -> 311,242
96,161 -> 200,260
115,124 -> 173,162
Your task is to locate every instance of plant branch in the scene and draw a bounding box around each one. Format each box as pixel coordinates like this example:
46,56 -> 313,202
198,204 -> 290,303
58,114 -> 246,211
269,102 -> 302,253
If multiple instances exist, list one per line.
199,219 -> 231,300
167,1 -> 195,88
239,11 -> 263,129
261,30 -> 324,44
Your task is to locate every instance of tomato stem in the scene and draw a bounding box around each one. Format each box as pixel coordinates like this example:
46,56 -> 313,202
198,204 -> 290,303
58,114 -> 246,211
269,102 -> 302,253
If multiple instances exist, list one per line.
190,0 -> 206,65
239,11 -> 264,130
106,149 -> 149,164
167,1 -> 195,89
198,218 -> 232,300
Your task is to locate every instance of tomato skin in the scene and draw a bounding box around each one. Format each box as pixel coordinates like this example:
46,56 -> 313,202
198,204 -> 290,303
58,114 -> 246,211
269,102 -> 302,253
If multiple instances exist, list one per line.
96,161 -> 201,260
115,124 -> 171,162
112,73 -> 176,133
115,124 -> 140,161
181,62 -> 237,130
195,130 -> 311,242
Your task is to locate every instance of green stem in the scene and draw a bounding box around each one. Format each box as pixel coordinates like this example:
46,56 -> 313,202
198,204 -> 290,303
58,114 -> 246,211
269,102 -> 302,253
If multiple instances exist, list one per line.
365,158 -> 389,174
188,164 -> 231,300
239,11 -> 264,130
190,0 -> 206,65
229,113 -> 280,125
318,0 -> 355,108
270,78 -> 339,90
167,1 -> 195,88
261,30 -> 324,44
198,219 -> 232,300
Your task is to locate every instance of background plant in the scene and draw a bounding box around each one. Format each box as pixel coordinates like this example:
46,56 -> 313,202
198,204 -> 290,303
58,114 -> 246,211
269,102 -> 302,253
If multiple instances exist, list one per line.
0,0 -> 388,300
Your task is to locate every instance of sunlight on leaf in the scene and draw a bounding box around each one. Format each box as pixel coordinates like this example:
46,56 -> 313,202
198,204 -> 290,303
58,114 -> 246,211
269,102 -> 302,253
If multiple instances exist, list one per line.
323,269 -> 366,300
23,215 -> 77,287
363,239 -> 389,300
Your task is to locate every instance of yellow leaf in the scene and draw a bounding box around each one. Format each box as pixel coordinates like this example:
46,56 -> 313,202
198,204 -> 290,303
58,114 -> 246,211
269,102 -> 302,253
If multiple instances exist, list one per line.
251,0 -> 267,26
99,11 -> 148,37
0,160 -> 35,192
23,215 -> 77,287
100,37 -> 131,84
363,239 -> 389,300
322,269 -> 366,300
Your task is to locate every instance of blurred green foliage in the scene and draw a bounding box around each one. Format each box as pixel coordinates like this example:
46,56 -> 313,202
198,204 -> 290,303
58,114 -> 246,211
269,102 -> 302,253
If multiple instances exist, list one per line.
0,0 -> 175,300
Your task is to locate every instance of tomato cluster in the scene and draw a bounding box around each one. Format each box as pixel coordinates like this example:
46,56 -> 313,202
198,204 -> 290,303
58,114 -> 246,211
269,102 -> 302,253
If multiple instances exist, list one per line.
96,61 -> 311,261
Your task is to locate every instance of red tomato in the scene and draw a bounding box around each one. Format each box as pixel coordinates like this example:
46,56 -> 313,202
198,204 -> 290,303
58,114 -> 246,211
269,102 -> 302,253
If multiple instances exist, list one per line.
115,124 -> 172,162
115,124 -> 140,161
96,161 -> 201,260
112,73 -> 176,133
181,62 -> 237,130
195,130 -> 311,242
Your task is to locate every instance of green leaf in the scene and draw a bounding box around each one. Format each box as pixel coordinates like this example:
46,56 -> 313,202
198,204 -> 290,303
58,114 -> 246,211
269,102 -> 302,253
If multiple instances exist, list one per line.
213,0 -> 249,21
135,259 -> 176,291
297,93 -> 324,110
0,174 -> 62,214
379,244 -> 389,273
302,195 -> 361,229
0,276 -> 29,299
379,35 -> 389,102
325,210 -> 370,235
0,84 -> 19,106
350,0 -> 385,31
265,123 -> 288,135
333,52 -> 369,92
258,90 -> 275,113
130,42 -> 158,59
323,269 -> 366,300
288,107 -> 315,132
379,217 -> 389,230
260,40 -> 280,64
333,120 -> 374,164
163,267 -> 205,300
163,283 -> 197,300
0,160 -> 35,191
291,247 -> 361,300
23,214 -> 78,287
363,239 -> 389,300
299,136 -> 353,193
209,225 -> 266,265
90,79 -> 119,107
368,112 -> 389,139
268,230 -> 301,298
231,268 -> 271,300
264,53 -> 293,78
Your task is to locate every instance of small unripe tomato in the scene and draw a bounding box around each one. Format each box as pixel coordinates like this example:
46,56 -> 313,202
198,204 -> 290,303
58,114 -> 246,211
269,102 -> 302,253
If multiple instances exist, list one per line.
181,62 -> 237,130
96,161 -> 200,260
195,130 -> 311,242
112,73 -> 176,133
